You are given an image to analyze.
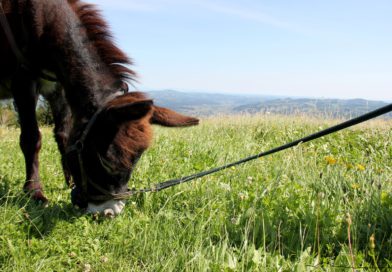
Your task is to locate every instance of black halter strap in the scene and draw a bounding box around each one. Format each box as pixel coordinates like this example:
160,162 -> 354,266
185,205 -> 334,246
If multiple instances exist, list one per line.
66,108 -> 104,155
65,91 -> 132,202
65,101 -> 153,202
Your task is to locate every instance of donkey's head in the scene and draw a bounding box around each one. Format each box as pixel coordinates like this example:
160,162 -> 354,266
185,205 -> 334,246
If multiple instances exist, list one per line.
65,92 -> 198,215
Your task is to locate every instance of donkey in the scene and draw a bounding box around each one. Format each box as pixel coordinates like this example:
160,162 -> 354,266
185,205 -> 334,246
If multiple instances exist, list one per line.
0,0 -> 198,215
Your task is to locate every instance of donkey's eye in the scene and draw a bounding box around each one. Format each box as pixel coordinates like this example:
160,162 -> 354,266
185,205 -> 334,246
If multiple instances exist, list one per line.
97,153 -> 121,175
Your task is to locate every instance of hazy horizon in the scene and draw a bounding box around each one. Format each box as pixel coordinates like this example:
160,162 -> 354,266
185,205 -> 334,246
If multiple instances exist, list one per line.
145,88 -> 391,103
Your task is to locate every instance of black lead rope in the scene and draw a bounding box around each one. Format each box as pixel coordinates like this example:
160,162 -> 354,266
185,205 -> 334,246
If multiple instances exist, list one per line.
133,104 -> 392,196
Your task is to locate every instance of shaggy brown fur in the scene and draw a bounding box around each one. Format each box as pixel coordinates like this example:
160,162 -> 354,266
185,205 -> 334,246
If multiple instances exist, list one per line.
103,92 -> 154,169
69,0 -> 136,81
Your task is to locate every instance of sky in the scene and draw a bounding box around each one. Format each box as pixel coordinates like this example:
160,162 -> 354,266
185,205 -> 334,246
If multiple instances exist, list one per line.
93,0 -> 391,101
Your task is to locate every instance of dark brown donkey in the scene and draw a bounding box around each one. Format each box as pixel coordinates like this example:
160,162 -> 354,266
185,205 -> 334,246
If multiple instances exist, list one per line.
0,0 -> 198,215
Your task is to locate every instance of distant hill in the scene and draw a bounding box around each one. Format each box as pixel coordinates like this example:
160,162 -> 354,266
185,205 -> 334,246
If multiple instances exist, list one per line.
147,90 -> 278,116
148,90 -> 391,119
233,98 -> 392,119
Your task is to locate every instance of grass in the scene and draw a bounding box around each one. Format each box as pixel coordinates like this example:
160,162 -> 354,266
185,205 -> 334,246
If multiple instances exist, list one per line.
0,114 -> 391,271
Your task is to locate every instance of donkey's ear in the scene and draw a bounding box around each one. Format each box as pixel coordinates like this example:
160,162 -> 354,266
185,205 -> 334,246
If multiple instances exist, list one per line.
105,99 -> 153,123
151,106 -> 199,127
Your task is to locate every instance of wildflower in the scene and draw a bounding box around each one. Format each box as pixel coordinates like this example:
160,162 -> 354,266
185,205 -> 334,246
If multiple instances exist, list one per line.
351,183 -> 360,190
247,176 -> 253,184
100,256 -> 109,263
220,183 -> 231,191
83,263 -> 91,272
325,156 -> 337,165
231,217 -> 239,225
356,164 -> 365,171
238,192 -> 248,201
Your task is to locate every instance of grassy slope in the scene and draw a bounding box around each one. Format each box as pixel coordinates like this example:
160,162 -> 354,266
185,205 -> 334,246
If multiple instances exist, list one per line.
0,115 -> 391,271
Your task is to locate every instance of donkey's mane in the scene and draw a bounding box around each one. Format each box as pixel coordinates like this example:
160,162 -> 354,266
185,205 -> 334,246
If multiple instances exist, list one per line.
69,0 -> 136,81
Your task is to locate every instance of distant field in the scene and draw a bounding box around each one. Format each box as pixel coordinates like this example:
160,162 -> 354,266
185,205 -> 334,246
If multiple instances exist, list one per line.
148,90 -> 392,119
0,115 -> 391,271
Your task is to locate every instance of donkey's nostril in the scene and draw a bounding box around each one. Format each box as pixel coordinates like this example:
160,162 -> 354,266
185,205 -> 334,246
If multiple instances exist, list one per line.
103,209 -> 114,218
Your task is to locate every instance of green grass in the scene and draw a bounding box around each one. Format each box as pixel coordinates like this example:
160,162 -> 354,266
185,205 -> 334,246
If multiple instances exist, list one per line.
0,115 -> 391,271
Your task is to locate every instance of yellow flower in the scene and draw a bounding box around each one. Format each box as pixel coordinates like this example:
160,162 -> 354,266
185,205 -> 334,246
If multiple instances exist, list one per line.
325,156 -> 337,165
356,164 -> 365,171
351,183 -> 360,190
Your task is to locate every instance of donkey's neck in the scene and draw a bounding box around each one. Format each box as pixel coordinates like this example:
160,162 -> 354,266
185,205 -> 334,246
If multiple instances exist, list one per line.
33,0 -> 123,118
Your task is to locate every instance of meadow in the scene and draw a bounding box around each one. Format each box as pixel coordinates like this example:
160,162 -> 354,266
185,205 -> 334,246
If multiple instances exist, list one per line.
0,114 -> 391,271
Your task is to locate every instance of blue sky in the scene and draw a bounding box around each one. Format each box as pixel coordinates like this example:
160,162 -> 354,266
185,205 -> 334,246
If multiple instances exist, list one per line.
94,0 -> 391,101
